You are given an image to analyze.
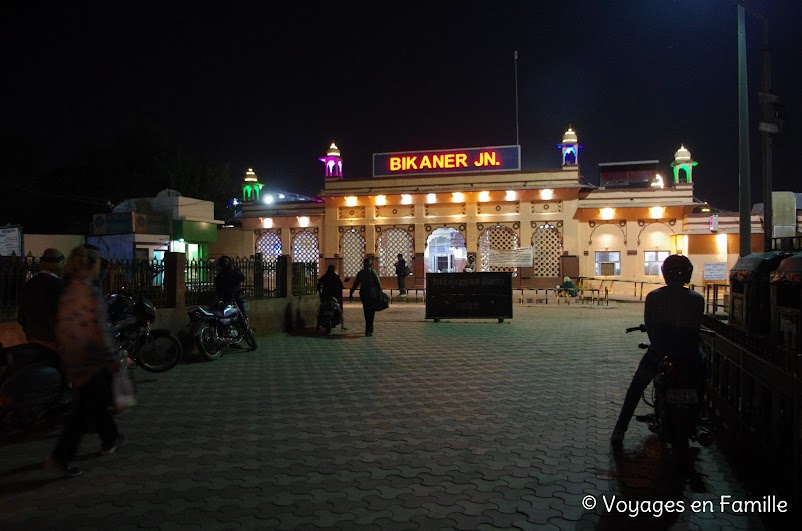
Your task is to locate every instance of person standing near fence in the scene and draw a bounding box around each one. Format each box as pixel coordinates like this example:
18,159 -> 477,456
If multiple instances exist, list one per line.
350,257 -> 383,337
46,244 -> 126,478
215,256 -> 247,318
17,248 -> 64,352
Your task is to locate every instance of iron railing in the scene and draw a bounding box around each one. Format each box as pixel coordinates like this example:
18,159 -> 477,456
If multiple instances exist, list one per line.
1,256 -> 288,320
292,262 -> 318,296
184,257 -> 280,305
0,255 -> 38,321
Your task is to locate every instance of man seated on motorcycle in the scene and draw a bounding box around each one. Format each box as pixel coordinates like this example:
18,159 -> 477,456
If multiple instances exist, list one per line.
214,256 -> 247,318
17,248 -> 65,355
317,264 -> 346,330
611,254 -> 704,447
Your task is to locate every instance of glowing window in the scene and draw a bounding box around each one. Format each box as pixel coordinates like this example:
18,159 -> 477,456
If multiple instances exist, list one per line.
595,251 -> 621,276
644,250 -> 670,276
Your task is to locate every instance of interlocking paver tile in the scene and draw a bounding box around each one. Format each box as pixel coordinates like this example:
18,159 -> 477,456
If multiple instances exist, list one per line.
0,303 -> 777,530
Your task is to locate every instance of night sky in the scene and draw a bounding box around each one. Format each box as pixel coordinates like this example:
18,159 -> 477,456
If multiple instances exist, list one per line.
3,0 -> 800,230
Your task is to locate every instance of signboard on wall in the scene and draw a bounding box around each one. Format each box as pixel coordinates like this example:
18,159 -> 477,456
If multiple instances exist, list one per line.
0,225 -> 23,256
373,145 -> 521,177
487,247 -> 533,267
704,262 -> 728,281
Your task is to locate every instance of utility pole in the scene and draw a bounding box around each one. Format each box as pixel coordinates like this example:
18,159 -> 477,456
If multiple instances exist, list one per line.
737,4 -> 751,257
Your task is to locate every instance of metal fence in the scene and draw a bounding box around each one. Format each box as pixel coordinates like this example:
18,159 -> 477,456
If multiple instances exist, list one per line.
0,255 -> 38,321
701,314 -> 801,511
184,257 -> 280,305
292,262 -> 318,296
1,256 -> 288,320
104,259 -> 168,307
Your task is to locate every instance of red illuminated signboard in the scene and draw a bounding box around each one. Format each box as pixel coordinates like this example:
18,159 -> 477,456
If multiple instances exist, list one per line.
373,145 -> 521,177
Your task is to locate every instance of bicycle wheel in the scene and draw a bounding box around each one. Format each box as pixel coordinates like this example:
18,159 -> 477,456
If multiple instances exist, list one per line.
135,329 -> 183,373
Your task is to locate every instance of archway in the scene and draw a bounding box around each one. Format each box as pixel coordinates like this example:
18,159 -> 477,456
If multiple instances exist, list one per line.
424,227 -> 467,273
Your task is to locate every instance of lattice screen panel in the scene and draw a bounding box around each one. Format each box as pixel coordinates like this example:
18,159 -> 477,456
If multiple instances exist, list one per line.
479,225 -> 519,275
532,224 -> 562,277
292,232 -> 319,276
256,232 -> 282,263
340,229 -> 366,278
377,228 -> 413,276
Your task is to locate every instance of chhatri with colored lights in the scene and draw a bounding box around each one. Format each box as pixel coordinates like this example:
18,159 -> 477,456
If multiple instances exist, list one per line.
211,128 -> 769,294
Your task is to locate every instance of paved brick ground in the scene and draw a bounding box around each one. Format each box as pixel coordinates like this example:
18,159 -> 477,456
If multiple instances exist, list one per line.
0,301 -> 784,530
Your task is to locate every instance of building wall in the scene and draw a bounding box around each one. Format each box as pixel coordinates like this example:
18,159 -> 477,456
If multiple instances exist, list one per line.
24,234 -> 86,258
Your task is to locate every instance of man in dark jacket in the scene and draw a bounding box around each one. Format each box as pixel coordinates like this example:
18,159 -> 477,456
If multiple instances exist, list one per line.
350,258 -> 383,336
611,254 -> 704,448
394,253 -> 407,295
215,256 -> 247,317
18,248 -> 65,351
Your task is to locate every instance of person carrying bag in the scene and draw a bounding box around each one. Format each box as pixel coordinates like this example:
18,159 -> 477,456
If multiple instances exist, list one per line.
349,258 -> 387,336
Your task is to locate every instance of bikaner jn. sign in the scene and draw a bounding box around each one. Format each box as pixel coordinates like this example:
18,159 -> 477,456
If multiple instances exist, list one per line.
373,145 -> 521,177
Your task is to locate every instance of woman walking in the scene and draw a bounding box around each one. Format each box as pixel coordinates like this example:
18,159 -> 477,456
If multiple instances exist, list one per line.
45,245 -> 126,477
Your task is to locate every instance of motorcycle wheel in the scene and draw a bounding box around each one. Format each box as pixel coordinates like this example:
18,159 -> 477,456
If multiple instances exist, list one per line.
135,329 -> 183,372
197,324 -> 224,361
244,330 -> 257,351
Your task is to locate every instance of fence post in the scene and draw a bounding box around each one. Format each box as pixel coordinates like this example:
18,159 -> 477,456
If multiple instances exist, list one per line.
254,253 -> 264,298
164,252 -> 186,308
277,255 -> 290,298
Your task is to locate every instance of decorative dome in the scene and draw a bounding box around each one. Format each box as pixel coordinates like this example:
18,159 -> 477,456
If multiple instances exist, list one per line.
244,168 -> 258,182
326,142 -> 341,157
156,189 -> 182,197
562,127 -> 577,144
674,144 -> 692,163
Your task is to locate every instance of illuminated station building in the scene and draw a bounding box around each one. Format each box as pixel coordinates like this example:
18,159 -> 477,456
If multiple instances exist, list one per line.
219,131 -> 765,294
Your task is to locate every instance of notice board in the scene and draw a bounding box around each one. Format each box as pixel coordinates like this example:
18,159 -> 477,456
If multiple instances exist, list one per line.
425,272 -> 513,322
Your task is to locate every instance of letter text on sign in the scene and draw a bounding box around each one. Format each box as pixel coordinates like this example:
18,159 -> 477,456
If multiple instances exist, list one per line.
373,145 -> 520,177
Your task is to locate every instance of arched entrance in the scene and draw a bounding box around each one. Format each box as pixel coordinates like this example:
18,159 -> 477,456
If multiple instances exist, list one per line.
425,227 -> 467,273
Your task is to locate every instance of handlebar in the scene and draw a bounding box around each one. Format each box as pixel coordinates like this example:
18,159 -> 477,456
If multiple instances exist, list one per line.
625,325 -> 646,333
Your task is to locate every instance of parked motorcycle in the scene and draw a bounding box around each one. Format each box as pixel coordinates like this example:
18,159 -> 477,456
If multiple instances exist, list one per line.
187,300 -> 257,361
627,324 -> 713,460
107,293 -> 183,373
316,296 -> 342,334
0,342 -> 71,433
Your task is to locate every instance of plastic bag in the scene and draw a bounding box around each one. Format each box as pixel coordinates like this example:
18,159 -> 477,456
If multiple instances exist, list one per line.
111,366 -> 137,412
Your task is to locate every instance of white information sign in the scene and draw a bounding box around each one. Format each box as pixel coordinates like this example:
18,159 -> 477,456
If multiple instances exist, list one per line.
487,247 -> 533,267
0,226 -> 23,256
704,262 -> 728,281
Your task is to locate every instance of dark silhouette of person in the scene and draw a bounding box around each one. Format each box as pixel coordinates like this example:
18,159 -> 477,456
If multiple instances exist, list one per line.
394,253 -> 407,295
18,248 -> 65,352
350,257 -> 383,336
611,254 -> 704,448
317,264 -> 346,330
215,256 -> 247,318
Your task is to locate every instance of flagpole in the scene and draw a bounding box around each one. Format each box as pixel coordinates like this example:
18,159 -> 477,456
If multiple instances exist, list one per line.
514,50 -> 520,146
